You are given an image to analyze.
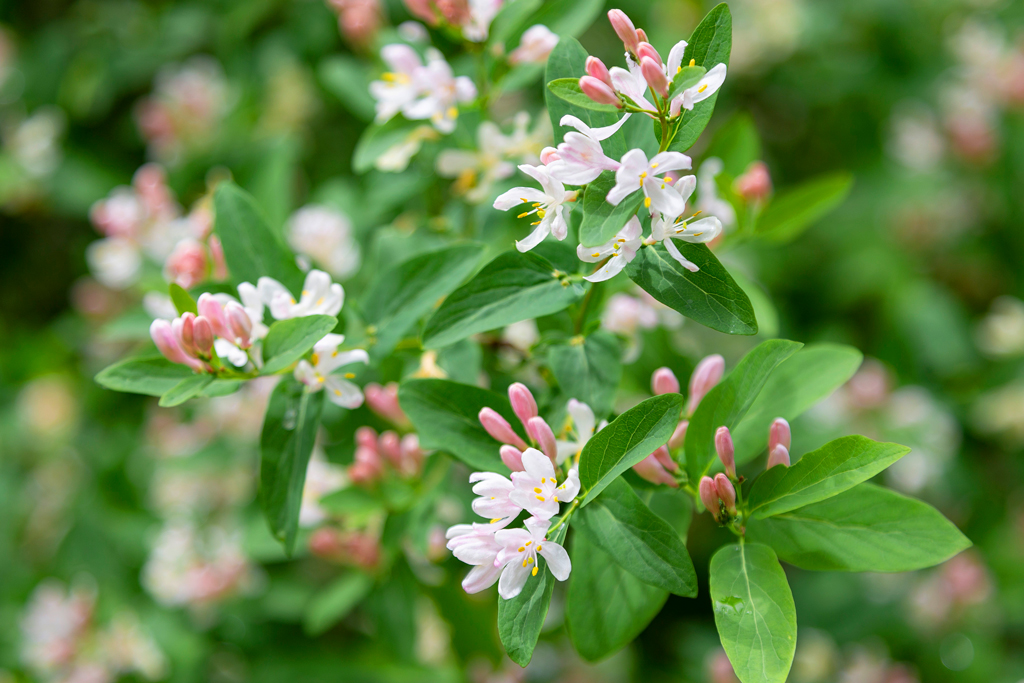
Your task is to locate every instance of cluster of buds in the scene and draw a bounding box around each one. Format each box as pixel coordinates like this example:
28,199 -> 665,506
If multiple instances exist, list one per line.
309,527 -> 381,570
326,0 -> 382,48
767,417 -> 791,468
699,473 -> 737,523
150,291 -> 259,373
364,381 -> 409,426
479,382 -> 560,470
349,426 -> 425,484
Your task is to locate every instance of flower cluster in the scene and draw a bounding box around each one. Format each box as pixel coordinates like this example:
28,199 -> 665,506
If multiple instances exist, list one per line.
370,44 -> 477,134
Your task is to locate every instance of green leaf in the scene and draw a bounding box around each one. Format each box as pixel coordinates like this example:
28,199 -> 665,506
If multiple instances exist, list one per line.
398,379 -> 517,472
545,38 -> 627,160
95,356 -> 195,396
169,283 -> 197,315
213,181 -> 305,294
756,172 -> 853,243
519,0 -> 603,42
246,136 -> 300,234
158,374 -> 214,407
579,171 -> 644,248
362,244 -> 485,356
566,532 -> 668,662
260,379 -> 325,553
710,543 -> 796,683
626,243 -> 757,335
746,436 -> 910,519
261,315 -> 339,375
304,572 -> 374,636
422,250 -> 584,349
319,55 -> 376,121
574,478 -> 696,596
352,117 -> 422,174
546,78 -> 621,112
547,331 -> 621,417
732,344 -> 863,465
318,487 -> 385,525
666,65 -> 707,101
747,483 -> 972,572
498,523 -> 567,666
685,340 -> 803,482
579,394 -> 684,505
668,4 -> 732,153
200,379 -> 244,397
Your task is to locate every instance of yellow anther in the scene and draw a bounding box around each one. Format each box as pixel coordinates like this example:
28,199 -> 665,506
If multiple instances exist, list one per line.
344,372 -> 356,379
677,66 -> 682,73
591,252 -> 600,257
333,388 -> 342,396
536,495 -> 545,502
532,203 -> 541,207
316,297 -> 324,306
536,209 -> 546,218
613,243 -> 620,250
689,58 -> 696,67
525,541 -> 532,546
490,518 -> 501,524
447,106 -> 458,119
698,84 -> 708,93
618,237 -> 626,242
302,290 -> 310,296
290,298 -> 296,305
540,478 -> 545,483
527,557 -> 533,564
693,210 -> 703,216
521,197 -> 528,203
532,566 -> 538,576
518,211 -> 530,218
537,545 -> 543,552
531,221 -> 541,226
644,196 -> 652,208
518,546 -> 526,552
534,487 -> 542,493
553,495 -> 559,502
310,353 -> 319,366
332,350 -> 338,357
651,162 -> 659,168
523,559 -> 528,567
639,172 -> 647,180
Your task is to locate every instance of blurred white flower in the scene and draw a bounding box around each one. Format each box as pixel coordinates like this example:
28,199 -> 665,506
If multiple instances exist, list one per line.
975,296 -> 1024,358
86,238 -> 143,290
508,25 -> 559,65
300,450 -> 348,527
4,107 -> 65,177
287,204 -> 361,279
696,158 -> 736,230
888,102 -> 945,172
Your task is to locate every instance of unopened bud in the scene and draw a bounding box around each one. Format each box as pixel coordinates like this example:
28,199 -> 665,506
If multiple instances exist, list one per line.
651,445 -> 678,472
508,382 -> 538,427
379,430 -> 402,468
309,527 -> 345,558
637,42 -> 662,67
527,416 -> 557,462
607,9 -> 639,54
225,302 -> 252,348
540,147 -> 561,165
579,76 -> 621,107
635,28 -> 648,43
669,420 -> 689,449
687,354 -> 725,415
479,408 -> 528,450
197,293 -> 230,339
767,444 -> 790,469
355,426 -> 379,451
365,382 -> 406,424
715,425 -> 735,478
768,418 -> 791,453
500,445 -> 525,472
699,476 -> 721,519
652,367 -> 680,395
192,316 -> 214,356
151,319 -> 201,370
400,433 -> 424,475
403,0 -> 437,24
734,161 -> 773,202
585,56 -> 613,87
633,453 -> 678,486
641,56 -> 669,97
714,473 -> 736,513
177,312 -> 196,355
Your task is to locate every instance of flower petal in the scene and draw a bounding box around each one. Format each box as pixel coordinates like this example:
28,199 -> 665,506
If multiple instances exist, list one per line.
498,560 -> 532,599
664,237 -> 700,272
463,563 -> 502,594
323,376 -> 364,408
538,541 -> 571,581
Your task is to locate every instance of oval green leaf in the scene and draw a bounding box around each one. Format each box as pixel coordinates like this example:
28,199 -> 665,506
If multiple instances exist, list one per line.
261,314 -> 339,375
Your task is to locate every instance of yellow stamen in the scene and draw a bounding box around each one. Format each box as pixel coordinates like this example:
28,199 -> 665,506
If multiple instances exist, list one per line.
698,84 -> 708,93
591,252 -> 600,257
693,210 -> 703,216
534,487 -> 542,493
518,546 -> 526,552
310,353 -> 319,365
540,478 -> 545,483
537,545 -> 543,552
523,559 -> 528,567
525,541 -> 532,546
447,106 -> 458,119
518,211 -> 530,218
536,209 -> 546,218
332,350 -> 338,357
527,557 -> 533,564
333,389 -> 341,396
651,162 -> 659,168
689,59 -> 696,67
536,495 -> 545,502
553,495 -> 559,502
639,172 -> 647,180
490,518 -> 501,524
532,566 -> 538,576
644,197 -> 652,208
344,372 -> 356,379
316,297 -> 324,306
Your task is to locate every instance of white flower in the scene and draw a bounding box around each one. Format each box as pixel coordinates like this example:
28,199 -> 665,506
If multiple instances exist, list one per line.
375,125 -> 441,172
577,215 -> 643,282
258,269 -> 344,320
437,121 -> 517,203
286,205 -> 361,279
509,448 -> 580,519
610,58 -> 655,112
469,471 -> 521,526
696,157 -> 736,229
369,44 -> 423,124
607,149 -> 692,216
445,523 -> 504,593
508,25 -> 559,65
546,114 -> 629,185
294,333 -> 369,408
493,516 -> 571,599
673,63 -> 727,115
86,237 -> 143,289
555,399 -> 603,464
371,45 -> 477,134
493,164 -> 575,252
648,174 -> 724,272
463,0 -> 504,42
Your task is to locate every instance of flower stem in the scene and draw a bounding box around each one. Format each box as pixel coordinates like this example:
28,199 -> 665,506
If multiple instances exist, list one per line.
547,499 -> 579,535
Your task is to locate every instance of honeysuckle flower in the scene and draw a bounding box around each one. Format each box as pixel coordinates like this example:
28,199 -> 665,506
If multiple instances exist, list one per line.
546,114 -> 629,185
293,333 -> 369,408
463,0 -> 504,42
258,269 -> 344,320
371,46 -> 477,134
609,59 -> 655,112
86,238 -> 144,289
286,205 -> 361,280
578,215 -> 643,282
493,516 -> 571,599
633,446 -> 679,487
493,164 -> 575,252
469,471 -> 521,526
509,448 -> 580,519
648,175 -> 723,272
674,63 -> 728,114
508,24 -> 559,65
607,149 -> 692,215
555,399 -> 602,464
696,158 -> 737,229
445,523 -> 504,594
437,120 -> 517,203
370,44 -> 422,124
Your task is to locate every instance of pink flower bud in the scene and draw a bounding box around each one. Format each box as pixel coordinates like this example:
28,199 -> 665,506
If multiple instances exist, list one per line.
208,235 -> 228,281
714,473 -> 736,513
309,527 -> 345,558
435,0 -> 468,25
767,444 -> 790,469
378,430 -> 402,467
224,302 -> 252,348
355,426 -> 379,451
585,56 -> 613,87
651,445 -> 678,472
151,319 -> 203,371
400,433 -> 424,475
508,382 -> 538,427
686,354 -> 725,415
633,453 -> 678,487
197,293 -> 231,339
527,416 -> 558,462
768,417 -> 791,453
500,445 -> 525,472
579,76 -> 621,107
669,420 -> 688,449
403,0 -> 437,23
715,425 -> 735,478
635,28 -> 648,43
636,42 -> 662,67
365,382 -> 407,424
651,367 -> 680,395
699,476 -> 721,519
479,408 -> 528,450
176,312 -> 197,356
641,56 -> 669,97
607,9 -> 639,54
192,316 -> 215,356
734,161 -> 773,202
164,239 -> 208,290
540,147 -> 561,165
350,444 -> 384,485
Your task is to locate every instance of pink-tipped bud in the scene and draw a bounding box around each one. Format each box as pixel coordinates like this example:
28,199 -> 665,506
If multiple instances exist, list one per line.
767,444 -> 791,469
699,476 -> 721,519
669,420 -> 689,449
579,76 -> 621,107
309,527 -> 345,558
355,426 -> 379,451
197,293 -> 231,339
768,418 -> 791,454
500,445 -> 525,472
365,382 -> 406,424
635,28 -> 648,43
714,473 -> 736,513
479,407 -> 528,450
734,161 -> 773,202
224,302 -> 252,348
176,312 -> 197,356
192,316 -> 214,356
607,9 -> 639,53
687,354 -> 725,415
651,445 -> 678,472
379,431 -> 403,468
400,434 -> 424,475
636,42 -> 662,67
151,319 -> 203,370
540,147 -> 561,165
652,367 -> 680,395
585,56 -> 613,87
508,383 -> 538,427
715,425 -> 736,478
527,416 -> 558,462
633,454 -> 678,487
641,56 -> 669,97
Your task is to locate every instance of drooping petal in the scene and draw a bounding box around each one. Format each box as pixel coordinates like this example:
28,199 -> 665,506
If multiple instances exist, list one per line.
560,113 -> 631,141
538,541 -> 571,580
497,560 -> 532,599
463,563 -> 503,593
649,151 -> 692,174
318,348 -> 369,375
549,206 -> 569,241
666,40 -> 689,76
323,375 -> 364,408
294,359 -> 320,387
583,253 -> 629,282
493,187 -> 548,211
523,516 -> 551,539
567,399 -> 596,442
673,216 -> 723,243
555,468 -> 580,503
664,237 -> 700,273
514,220 -> 551,253
520,448 -> 556,481
644,176 -> 687,217
673,174 -> 698,205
